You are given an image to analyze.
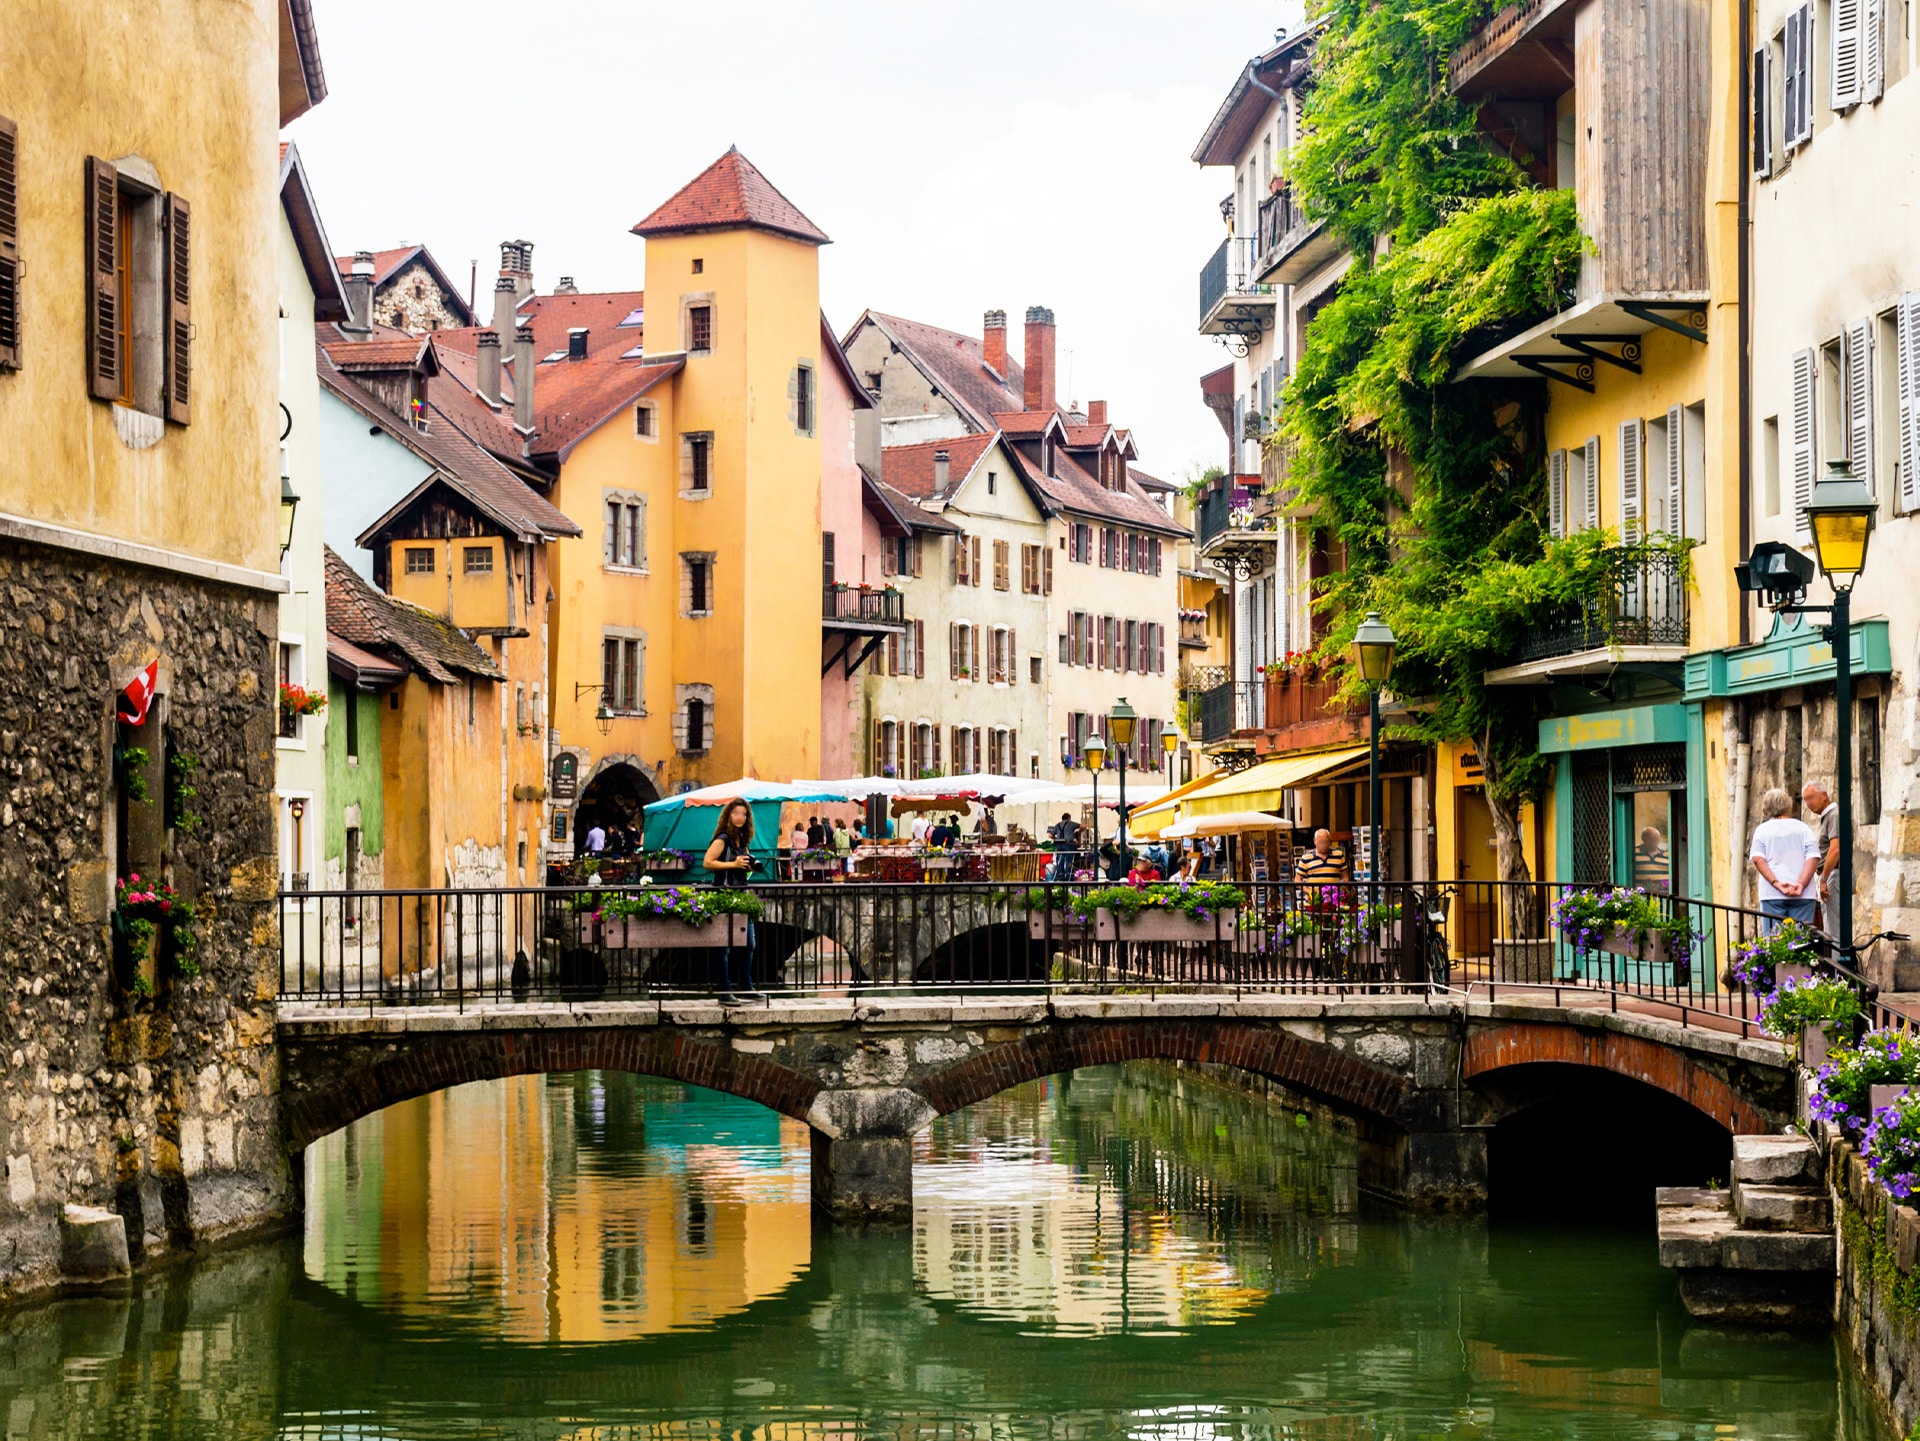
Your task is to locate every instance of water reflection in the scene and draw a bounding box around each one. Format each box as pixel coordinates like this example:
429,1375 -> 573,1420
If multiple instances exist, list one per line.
0,1061 -> 1892,1439
303,1071 -> 812,1340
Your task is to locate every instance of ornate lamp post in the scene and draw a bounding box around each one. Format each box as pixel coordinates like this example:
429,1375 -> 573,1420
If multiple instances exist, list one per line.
1163,728 -> 1180,792
1351,612 -> 1398,890
1108,699 -> 1138,859
1082,734 -> 1107,868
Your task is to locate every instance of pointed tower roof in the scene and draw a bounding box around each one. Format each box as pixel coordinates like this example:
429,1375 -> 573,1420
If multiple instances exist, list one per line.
630,146 -> 830,245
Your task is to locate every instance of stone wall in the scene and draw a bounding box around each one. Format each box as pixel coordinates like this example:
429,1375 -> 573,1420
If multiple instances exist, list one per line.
1829,1131 -> 1920,1434
0,539 -> 290,1300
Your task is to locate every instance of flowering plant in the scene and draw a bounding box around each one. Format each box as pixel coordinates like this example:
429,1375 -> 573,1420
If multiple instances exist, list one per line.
1810,1028 -> 1920,1139
1549,886 -> 1695,963
1071,880 -> 1245,923
597,885 -> 763,926
637,849 -> 690,869
792,848 -> 840,866
1758,974 -> 1862,1041
1262,651 -> 1315,678
1862,1088 -> 1920,1201
113,873 -> 200,978
1724,920 -> 1819,994
279,683 -> 327,717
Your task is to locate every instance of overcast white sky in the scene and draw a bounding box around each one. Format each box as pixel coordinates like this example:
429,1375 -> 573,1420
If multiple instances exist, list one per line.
288,1 -> 1302,480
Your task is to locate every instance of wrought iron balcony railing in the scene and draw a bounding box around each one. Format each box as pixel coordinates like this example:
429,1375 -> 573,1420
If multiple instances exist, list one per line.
823,585 -> 905,625
1516,546 -> 1689,664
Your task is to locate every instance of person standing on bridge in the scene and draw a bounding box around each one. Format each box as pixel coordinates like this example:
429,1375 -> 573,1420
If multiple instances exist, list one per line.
1750,786 -> 1819,932
1802,782 -> 1840,930
703,800 -> 766,1005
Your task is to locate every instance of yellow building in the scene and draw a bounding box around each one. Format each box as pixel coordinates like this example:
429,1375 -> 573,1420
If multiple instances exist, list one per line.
430,150 -> 832,851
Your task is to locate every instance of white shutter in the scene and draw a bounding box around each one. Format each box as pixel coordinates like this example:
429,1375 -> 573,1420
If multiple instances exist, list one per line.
1618,418 -> 1644,542
1753,47 -> 1773,178
1582,436 -> 1601,531
1899,294 -> 1920,512
1548,449 -> 1567,537
1790,347 -> 1818,535
1783,11 -> 1800,146
1845,318 -> 1874,493
1864,0 -> 1885,99
1665,403 -> 1685,538
1833,0 -> 1862,109
1797,4 -> 1816,140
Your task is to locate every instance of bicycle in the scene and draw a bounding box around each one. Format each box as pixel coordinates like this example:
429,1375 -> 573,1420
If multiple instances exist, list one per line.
1421,885 -> 1452,988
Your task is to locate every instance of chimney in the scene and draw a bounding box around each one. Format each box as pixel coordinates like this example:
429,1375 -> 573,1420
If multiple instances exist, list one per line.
514,325 -> 535,434
1088,399 -> 1108,428
982,309 -> 1008,378
476,330 -> 502,406
1023,306 -> 1055,413
343,251 -> 375,336
567,328 -> 588,361
492,276 -> 517,346
500,239 -> 535,301
555,275 -> 579,295
934,449 -> 950,490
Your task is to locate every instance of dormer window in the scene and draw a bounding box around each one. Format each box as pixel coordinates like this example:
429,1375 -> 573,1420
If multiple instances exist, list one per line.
567,328 -> 588,360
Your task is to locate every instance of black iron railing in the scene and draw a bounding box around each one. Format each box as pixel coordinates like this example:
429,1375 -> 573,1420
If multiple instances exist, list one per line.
824,585 -> 905,625
1516,546 -> 1689,663
1194,680 -> 1264,740
1199,237 -> 1266,326
275,878 -> 1865,1038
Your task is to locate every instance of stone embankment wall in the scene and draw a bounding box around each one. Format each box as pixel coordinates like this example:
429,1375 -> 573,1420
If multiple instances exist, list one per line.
1826,1129 -> 1920,1433
0,542 -> 290,1300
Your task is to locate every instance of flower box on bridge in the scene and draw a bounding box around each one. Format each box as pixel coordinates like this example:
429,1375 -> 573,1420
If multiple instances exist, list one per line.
1093,908 -> 1239,943
580,915 -> 747,949
1596,928 -> 1673,967
1026,910 -> 1094,942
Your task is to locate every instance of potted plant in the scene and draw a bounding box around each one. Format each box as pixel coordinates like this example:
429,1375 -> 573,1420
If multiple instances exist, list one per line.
1861,1087 -> 1920,1202
279,683 -> 327,718
113,873 -> 200,991
1550,886 -> 1695,972
1073,881 -> 1244,942
1809,1029 -> 1920,1140
637,848 -> 691,876
1758,974 -> 1864,1067
793,846 -> 841,878
1724,920 -> 1821,995
593,885 -> 762,949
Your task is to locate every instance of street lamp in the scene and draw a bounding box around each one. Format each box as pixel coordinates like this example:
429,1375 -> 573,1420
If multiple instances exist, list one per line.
1806,460 -> 1876,966
1351,612 -> 1397,889
1083,733 -> 1107,864
1162,728 -> 1179,793
278,474 -> 300,558
1108,699 -> 1137,858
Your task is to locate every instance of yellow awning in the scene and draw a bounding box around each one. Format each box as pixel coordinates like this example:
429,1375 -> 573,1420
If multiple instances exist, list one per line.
1184,744 -> 1371,818
1126,769 -> 1231,838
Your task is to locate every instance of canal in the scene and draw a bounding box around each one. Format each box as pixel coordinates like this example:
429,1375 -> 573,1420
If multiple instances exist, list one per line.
0,1063 -> 1890,1438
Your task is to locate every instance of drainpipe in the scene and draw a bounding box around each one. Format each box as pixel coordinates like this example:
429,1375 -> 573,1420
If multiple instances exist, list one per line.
1244,60 -> 1285,105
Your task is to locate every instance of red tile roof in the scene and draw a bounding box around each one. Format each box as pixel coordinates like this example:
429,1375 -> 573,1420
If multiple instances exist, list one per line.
880,433 -> 1000,501
1008,442 -> 1186,538
855,311 -> 1026,433
520,290 -> 646,361
993,409 -> 1066,439
1063,423 -> 1113,448
431,342 -> 682,465
631,147 -> 830,245
334,245 -> 426,287
320,334 -> 435,370
324,547 -> 501,685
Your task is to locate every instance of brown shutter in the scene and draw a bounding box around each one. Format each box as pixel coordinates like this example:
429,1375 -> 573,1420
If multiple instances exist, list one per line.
0,116 -> 18,370
950,622 -> 960,680
973,728 -> 982,772
915,619 -> 925,678
872,718 -> 883,771
932,726 -> 941,771
971,535 -> 982,587
1009,627 -> 1018,682
85,156 -> 118,400
1008,729 -> 1017,775
162,193 -> 190,424
971,625 -> 982,682
1043,547 -> 1053,594
950,536 -> 960,584
881,541 -> 895,577
911,538 -> 922,577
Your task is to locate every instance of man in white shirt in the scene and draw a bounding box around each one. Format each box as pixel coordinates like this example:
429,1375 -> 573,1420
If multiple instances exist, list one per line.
1750,786 -> 1819,932
583,824 -> 607,856
910,814 -> 931,844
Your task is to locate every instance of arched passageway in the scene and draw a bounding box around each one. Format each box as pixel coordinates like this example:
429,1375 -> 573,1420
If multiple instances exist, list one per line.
575,762 -> 660,850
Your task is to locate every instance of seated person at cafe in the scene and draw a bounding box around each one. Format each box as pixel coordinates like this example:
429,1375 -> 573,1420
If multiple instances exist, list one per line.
1293,829 -> 1349,885
1127,852 -> 1162,885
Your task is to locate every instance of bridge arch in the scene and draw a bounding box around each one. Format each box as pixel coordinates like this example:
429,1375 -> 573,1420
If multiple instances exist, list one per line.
912,1019 -> 1408,1128
1461,1022 -> 1776,1134
279,1028 -> 823,1153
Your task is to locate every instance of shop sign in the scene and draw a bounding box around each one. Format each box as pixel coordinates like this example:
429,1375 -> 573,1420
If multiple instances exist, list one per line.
551,753 -> 578,800
1538,704 -> 1688,754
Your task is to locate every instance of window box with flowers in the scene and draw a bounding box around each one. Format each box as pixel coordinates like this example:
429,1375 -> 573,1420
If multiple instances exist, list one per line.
279,683 -> 327,738
573,885 -> 761,949
1072,881 -> 1244,942
1550,886 -> 1697,982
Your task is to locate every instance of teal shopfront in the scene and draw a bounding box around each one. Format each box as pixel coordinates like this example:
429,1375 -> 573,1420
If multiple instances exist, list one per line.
1543,702 -> 1709,901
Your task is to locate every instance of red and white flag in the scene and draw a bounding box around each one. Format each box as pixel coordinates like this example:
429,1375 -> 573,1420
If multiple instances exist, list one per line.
117,661 -> 159,726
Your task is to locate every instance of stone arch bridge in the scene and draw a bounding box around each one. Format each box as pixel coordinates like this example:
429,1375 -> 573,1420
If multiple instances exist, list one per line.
277,993 -> 1796,1220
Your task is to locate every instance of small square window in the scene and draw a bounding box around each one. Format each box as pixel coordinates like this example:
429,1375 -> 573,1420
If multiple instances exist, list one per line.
634,403 -> 655,438
464,546 -> 493,574
405,547 -> 435,574
689,304 -> 713,353
692,258 -> 704,274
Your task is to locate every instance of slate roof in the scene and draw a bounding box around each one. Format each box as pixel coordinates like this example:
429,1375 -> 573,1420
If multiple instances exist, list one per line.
324,546 -> 501,685
631,147 -> 830,245
853,311 -> 1026,434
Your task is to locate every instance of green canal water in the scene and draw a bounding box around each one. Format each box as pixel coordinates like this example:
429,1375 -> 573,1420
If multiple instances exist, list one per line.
0,1062 -> 1892,1439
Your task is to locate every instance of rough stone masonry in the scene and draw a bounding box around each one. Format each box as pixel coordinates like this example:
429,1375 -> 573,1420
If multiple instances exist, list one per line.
0,541 -> 289,1300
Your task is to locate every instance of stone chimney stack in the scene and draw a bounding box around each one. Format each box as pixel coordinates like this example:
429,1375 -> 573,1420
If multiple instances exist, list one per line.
1088,399 -> 1108,428
1022,306 -> 1055,413
492,276 -> 517,346
476,330 -> 502,406
514,325 -> 535,434
934,448 -> 950,490
500,239 -> 535,301
555,276 -> 579,295
343,251 -> 376,336
982,310 -> 1008,378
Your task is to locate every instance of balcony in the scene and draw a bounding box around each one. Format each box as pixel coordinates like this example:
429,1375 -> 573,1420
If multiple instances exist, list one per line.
1193,670 -> 1366,754
1486,546 -> 1690,685
1198,236 -> 1276,340
1254,188 -> 1344,288
1450,0 -> 1578,100
1179,613 -> 1209,649
1195,483 -> 1278,581
823,584 -> 905,628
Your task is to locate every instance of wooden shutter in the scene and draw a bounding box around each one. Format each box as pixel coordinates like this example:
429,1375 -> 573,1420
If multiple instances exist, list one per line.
949,622 -> 960,679
872,718 -> 883,772
1864,0 -> 1885,99
85,156 -> 118,400
1846,319 -> 1874,494
932,725 -> 941,772
1548,449 -> 1567,537
1899,295 -> 1920,512
971,625 -> 982,682
1155,623 -> 1165,674
1581,437 -> 1601,532
973,728 -> 982,772
1790,346 -> 1817,535
1618,418 -> 1644,543
950,728 -> 959,772
1043,546 -> 1053,593
1833,0 -> 1862,109
1009,627 -> 1018,682
881,541 -> 895,577
911,538 -> 923,577
1752,47 -> 1772,178
915,619 -> 925,678
0,116 -> 17,370
1783,9 -> 1801,144
1008,728 -> 1017,775
971,535 -> 982,588
1664,404 -> 1685,537
162,193 -> 190,424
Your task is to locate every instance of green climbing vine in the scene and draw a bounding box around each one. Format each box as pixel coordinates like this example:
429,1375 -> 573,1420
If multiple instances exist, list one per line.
1279,0 -> 1594,884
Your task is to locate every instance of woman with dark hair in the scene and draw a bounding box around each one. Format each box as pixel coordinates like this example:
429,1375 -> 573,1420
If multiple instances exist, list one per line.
702,800 -> 763,1005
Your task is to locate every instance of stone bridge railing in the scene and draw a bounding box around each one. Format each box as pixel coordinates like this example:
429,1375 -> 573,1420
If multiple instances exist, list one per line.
276,992 -> 1797,1221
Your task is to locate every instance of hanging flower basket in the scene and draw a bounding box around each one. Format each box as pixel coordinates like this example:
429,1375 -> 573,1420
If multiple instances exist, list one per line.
279,683 -> 327,717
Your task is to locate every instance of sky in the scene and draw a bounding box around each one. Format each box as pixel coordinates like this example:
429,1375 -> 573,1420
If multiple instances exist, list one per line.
286,0 -> 1304,483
